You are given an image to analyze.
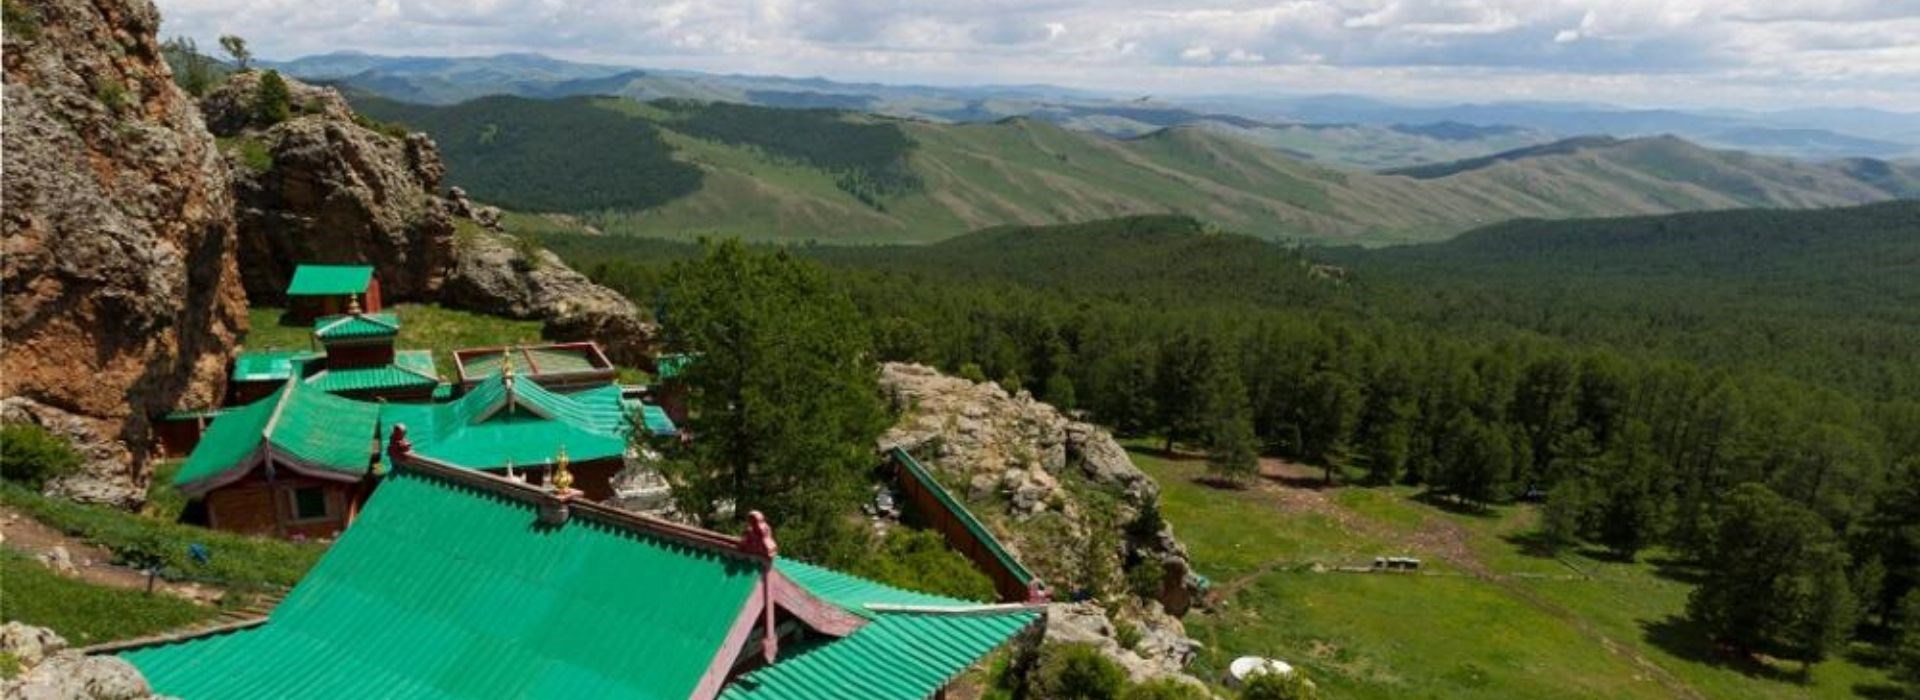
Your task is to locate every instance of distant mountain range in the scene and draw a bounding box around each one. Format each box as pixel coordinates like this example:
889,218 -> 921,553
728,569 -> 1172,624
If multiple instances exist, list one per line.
269,51 -> 1920,165
350,95 -> 1920,245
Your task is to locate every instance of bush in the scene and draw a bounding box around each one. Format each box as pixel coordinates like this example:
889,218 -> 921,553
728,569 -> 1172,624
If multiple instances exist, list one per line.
1241,669 -> 1318,700
0,424 -> 82,489
1114,619 -> 1144,651
1031,642 -> 1128,700
253,70 -> 291,125
1127,559 -> 1167,599
1122,678 -> 1211,700
848,527 -> 996,601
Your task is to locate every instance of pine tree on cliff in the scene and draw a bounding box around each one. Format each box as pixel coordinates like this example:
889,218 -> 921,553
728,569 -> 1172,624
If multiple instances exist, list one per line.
657,240 -> 888,565
254,70 -> 291,125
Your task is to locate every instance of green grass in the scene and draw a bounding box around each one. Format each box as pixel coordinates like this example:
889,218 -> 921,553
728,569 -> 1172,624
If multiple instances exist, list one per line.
246,304 -> 547,378
216,135 -> 274,172
0,551 -> 218,646
0,482 -> 321,590
1128,448 -> 1900,699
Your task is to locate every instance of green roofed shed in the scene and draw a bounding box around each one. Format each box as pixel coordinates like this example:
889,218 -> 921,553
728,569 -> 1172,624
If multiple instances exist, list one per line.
173,381 -> 383,495
118,455 -> 1041,699
312,312 -> 399,341
285,265 -> 374,296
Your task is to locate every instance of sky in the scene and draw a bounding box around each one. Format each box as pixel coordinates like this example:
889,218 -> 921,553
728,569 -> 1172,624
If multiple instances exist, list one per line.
154,0 -> 1920,111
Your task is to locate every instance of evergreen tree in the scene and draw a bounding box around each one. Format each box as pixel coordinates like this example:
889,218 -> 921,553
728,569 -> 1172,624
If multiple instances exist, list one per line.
253,70 -> 292,126
218,34 -> 251,70
1688,483 -> 1857,668
1594,422 -> 1669,561
1864,457 -> 1920,621
1201,358 -> 1260,484
1540,474 -> 1596,553
657,241 -> 889,563
1896,591 -> 1920,698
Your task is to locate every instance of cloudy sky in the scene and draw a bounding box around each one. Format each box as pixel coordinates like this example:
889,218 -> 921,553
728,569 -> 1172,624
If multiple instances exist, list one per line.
155,0 -> 1920,110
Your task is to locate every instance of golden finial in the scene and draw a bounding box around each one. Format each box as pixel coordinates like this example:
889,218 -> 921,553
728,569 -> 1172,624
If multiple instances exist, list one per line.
500,348 -> 515,379
347,293 -> 362,315
550,445 -> 574,493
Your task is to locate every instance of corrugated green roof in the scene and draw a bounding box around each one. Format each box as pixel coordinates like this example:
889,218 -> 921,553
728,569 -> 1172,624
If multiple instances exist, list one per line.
232,350 -> 314,382
524,346 -> 599,374
636,403 -> 679,437
303,350 -> 439,393
893,449 -> 1039,587
285,264 -> 374,296
722,560 -> 1041,700
312,312 -> 399,341
174,382 -> 382,491
380,376 -> 632,470
657,353 -> 696,380
124,467 -> 764,699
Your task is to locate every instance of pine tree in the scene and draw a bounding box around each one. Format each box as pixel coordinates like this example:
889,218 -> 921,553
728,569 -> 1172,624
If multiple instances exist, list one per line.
1688,483 -> 1857,667
254,70 -> 292,126
1895,591 -> 1920,698
657,241 -> 889,564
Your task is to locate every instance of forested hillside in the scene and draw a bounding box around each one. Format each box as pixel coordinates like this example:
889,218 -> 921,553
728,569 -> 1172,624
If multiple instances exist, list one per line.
543,205 -> 1920,695
353,95 -> 1920,244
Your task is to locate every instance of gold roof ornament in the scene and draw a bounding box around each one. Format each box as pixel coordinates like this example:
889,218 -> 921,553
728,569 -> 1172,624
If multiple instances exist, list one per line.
347,293 -> 362,315
500,348 -> 515,379
550,445 -> 574,494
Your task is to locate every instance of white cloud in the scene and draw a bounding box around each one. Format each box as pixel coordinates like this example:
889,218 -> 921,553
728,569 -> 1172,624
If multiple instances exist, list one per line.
153,0 -> 1920,109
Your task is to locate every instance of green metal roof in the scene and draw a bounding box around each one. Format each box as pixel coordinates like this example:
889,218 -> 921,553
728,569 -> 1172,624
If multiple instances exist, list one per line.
722,560 -> 1041,700
631,402 -> 679,437
893,449 -> 1040,588
657,353 -> 696,380
232,350 -> 315,383
312,312 -> 399,341
124,467 -> 764,699
380,376 -> 632,470
302,350 -> 439,394
174,382 -> 383,492
285,264 -> 374,296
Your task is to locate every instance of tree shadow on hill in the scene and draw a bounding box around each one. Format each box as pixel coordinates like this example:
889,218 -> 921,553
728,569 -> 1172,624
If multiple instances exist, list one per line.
1644,555 -> 1707,585
1192,475 -> 1252,491
1411,490 -> 1500,519
1257,470 -> 1332,491
1501,530 -> 1566,559
1642,615 -> 1806,684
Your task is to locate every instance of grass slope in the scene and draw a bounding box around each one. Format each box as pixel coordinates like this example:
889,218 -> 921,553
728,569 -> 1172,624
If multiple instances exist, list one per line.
1132,449 -> 1900,699
245,304 -> 548,378
0,551 -> 219,647
357,95 -> 1919,244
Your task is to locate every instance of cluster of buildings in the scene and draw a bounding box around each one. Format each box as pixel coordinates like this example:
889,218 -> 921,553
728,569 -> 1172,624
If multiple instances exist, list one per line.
116,265 -> 1043,699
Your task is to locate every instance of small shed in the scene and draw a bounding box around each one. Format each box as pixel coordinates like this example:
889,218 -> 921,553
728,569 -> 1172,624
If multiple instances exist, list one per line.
284,264 -> 380,322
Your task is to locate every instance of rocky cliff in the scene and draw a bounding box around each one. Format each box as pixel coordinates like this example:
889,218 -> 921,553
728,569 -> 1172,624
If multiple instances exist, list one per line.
877,363 -> 1203,684
2,0 -> 248,506
200,71 -> 455,302
200,72 -> 654,363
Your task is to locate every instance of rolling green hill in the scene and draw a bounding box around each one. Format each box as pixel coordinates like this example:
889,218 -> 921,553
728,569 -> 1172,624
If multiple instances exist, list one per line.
356,95 -> 1920,244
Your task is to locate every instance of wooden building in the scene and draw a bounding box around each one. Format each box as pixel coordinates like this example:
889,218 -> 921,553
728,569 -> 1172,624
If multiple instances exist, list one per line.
116,442 -> 1045,700
452,342 -> 617,393
283,264 -> 380,323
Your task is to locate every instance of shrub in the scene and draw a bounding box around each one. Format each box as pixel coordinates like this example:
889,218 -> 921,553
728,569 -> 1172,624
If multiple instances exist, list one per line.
96,80 -> 128,115
1126,558 -> 1167,600
0,424 -> 81,489
848,527 -> 996,601
1114,619 -> 1144,651
959,363 -> 989,384
253,70 -> 291,125
1122,678 -> 1210,700
1241,669 -> 1318,700
3,0 -> 41,41
1031,642 -> 1128,700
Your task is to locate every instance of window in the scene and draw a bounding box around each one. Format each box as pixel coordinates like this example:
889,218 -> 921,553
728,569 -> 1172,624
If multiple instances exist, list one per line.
287,486 -> 331,523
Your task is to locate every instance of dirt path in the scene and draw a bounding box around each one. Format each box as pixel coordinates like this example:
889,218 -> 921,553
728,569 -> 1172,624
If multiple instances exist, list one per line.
1221,458 -> 1707,700
0,505 -> 225,605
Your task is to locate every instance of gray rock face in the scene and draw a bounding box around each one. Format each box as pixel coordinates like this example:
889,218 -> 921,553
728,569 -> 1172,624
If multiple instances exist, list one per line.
202,73 -> 454,303
1044,602 -> 1206,689
441,228 -> 656,366
2,0 -> 249,506
0,624 -> 163,700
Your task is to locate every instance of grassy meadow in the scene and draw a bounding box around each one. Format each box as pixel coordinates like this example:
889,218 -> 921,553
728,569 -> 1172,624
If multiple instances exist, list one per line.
1131,448 -> 1903,699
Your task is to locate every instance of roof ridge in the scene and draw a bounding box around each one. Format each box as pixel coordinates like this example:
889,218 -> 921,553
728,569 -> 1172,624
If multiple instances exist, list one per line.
389,430 -> 755,559
862,602 -> 1049,617
259,381 -> 299,439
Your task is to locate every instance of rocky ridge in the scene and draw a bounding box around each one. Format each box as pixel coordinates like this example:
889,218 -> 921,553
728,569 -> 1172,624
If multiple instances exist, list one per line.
2,0 -> 249,506
0,623 -> 162,699
876,362 -> 1203,685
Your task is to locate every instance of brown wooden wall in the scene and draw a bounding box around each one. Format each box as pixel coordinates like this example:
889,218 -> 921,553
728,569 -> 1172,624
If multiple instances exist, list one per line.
204,471 -> 360,540
894,460 -> 1035,603
325,344 -> 396,368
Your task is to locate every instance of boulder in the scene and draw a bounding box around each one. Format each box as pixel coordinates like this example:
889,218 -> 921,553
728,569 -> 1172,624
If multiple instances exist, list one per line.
202,73 -> 454,303
1043,602 -> 1206,689
0,622 -> 69,668
0,624 -> 164,699
2,0 -> 248,506
441,228 -> 656,366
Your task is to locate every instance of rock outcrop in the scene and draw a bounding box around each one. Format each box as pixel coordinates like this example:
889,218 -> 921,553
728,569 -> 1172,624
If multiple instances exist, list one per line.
200,71 -> 454,303
878,362 -> 1204,685
0,623 -> 163,700
440,225 -> 656,366
2,0 -> 248,506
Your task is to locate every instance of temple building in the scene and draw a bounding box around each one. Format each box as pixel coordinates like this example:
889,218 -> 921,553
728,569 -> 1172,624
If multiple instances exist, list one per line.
283,264 -> 381,323
111,443 -> 1043,699
454,342 -> 617,393
175,351 -> 675,537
